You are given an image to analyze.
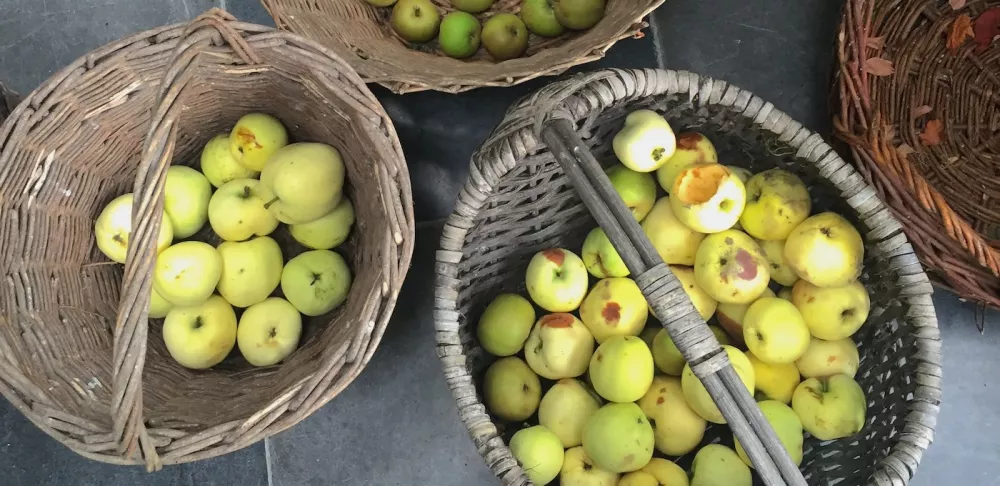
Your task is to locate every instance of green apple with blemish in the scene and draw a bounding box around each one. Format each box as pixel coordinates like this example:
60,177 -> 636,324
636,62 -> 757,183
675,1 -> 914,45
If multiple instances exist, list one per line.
582,402 -> 654,473
539,378 -> 602,448
208,179 -> 279,242
670,164 -> 747,233
641,197 -> 705,265
784,212 -> 865,287
742,297 -> 811,365
637,375 -> 706,456
560,446 -> 620,486
656,132 -> 718,193
739,169 -> 812,241
391,0 -> 441,42
162,295 -> 237,369
589,335 -> 654,403
613,110 -> 676,173
483,356 -> 541,421
94,193 -> 174,264
582,227 -> 629,278
524,313 -> 595,379
758,238 -> 799,287
153,241 -> 222,307
289,198 -> 355,250
792,374 -> 867,440
216,236 -> 283,308
259,142 -> 346,225
237,297 -> 302,367
715,288 -> 775,347
280,250 -> 352,316
509,425 -> 565,485
477,293 -> 536,356
792,279 -> 870,340
229,113 -> 288,171
796,336 -> 860,378
579,277 -> 648,343
201,134 -> 259,188
525,248 -> 589,312
163,166 -> 212,238
690,444 -> 751,486
607,164 -> 657,221
682,345 -> 754,424
693,229 -> 770,304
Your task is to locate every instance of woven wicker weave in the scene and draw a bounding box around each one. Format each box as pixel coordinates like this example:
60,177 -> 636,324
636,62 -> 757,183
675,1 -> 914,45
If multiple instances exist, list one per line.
435,68 -> 942,485
0,9 -> 413,469
259,0 -> 663,94
835,0 -> 1000,309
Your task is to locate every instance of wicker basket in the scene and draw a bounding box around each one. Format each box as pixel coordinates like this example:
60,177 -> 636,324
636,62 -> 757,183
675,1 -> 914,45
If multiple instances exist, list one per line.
435,68 -> 942,485
259,0 -> 663,94
0,81 -> 15,122
0,9 -> 413,469
835,0 -> 1000,309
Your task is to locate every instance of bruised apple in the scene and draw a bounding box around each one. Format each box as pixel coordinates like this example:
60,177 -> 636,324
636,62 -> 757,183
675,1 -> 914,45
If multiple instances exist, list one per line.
579,278 -> 648,343
656,132 -> 718,193
669,164 -> 746,233
694,230 -> 770,304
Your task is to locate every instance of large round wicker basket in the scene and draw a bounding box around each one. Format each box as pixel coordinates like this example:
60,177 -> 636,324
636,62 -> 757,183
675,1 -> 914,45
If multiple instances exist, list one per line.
435,68 -> 942,485
0,10 -> 414,469
835,0 -> 1000,309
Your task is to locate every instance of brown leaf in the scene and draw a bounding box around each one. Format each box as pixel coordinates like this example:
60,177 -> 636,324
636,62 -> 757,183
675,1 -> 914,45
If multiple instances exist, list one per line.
947,14 -> 974,53
974,8 -> 1000,53
897,144 -> 915,160
912,105 -> 933,118
950,0 -> 967,10
865,57 -> 895,76
920,120 -> 944,145
866,36 -> 886,50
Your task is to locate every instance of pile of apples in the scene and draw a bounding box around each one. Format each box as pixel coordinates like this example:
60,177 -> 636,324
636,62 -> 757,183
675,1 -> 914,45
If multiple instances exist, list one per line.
367,0 -> 606,61
93,113 -> 354,370
476,110 -> 871,485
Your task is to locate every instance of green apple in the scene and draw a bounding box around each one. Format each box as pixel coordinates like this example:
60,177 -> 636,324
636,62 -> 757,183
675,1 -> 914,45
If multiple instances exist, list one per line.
451,0 -> 494,13
796,337 -> 860,379
94,193 -> 173,264
162,295 -> 237,369
656,132 -> 718,193
589,335 -> 654,403
521,0 -> 565,37
579,278 -> 648,343
149,287 -> 173,319
792,279 -> 870,340
439,11 -> 481,58
582,403 -> 654,473
482,14 -> 528,61
509,425 -> 564,485
749,352 -> 800,404
758,238 -> 799,287
734,400 -> 804,467
742,297 -> 810,365
637,375 -> 706,456
613,110 -> 676,173
784,212 -> 864,288
280,250 -> 352,316
607,164 -> 657,221
682,345 -> 754,424
364,0 -> 398,5
216,236 -> 283,308
229,113 -> 288,171
792,374 -> 867,440
259,143 -> 346,224
525,313 -> 595,379
641,197 -> 705,266
163,166 -> 212,238
288,198 -> 354,250
651,328 -> 685,376
525,248 -> 589,312
669,163 -> 747,233
201,134 -> 259,188
560,446 -> 619,486
208,178 -> 279,241
693,229 -> 770,304
391,0 -> 441,42
740,169 -> 811,241
690,444 -> 751,486
483,357 -> 541,421
582,227 -> 629,278
477,293 -> 536,356
153,241 -> 222,307
553,0 -> 606,30
237,297 -> 302,367
538,378 -> 601,448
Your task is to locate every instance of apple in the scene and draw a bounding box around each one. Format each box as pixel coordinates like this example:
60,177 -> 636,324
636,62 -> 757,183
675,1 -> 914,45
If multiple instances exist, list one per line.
579,278 -> 648,343
438,11 -> 481,59
538,378 -> 601,448
216,236 -> 283,308
94,193 -> 173,264
639,327 -> 659,350
784,212 -> 864,287
229,113 -> 288,171
582,227 -> 629,278
618,472 -> 658,486
288,198 -> 354,250
669,265 -> 717,320
637,375 -> 706,456
162,166 -> 212,238
640,459 -> 688,486
641,197 -> 705,265
582,403 -> 654,473
483,357 -> 541,421
715,288 -> 775,347
149,287 -> 173,319
669,163 -> 746,233
524,313 -> 595,379
742,297 -> 810,365
390,0 -> 440,42
553,0 -> 606,30
690,444 -> 751,486
651,328 -> 684,376
237,297 -> 302,366
656,132 -> 718,192
208,178 -> 279,242
477,293 -> 536,356
796,337 -> 860,378
693,229 -> 770,304
481,13 -> 528,61
589,335 -> 654,403
607,164 -> 657,221
280,250 -> 352,316
521,0 -> 565,37
259,143 -> 346,224
509,425 -> 564,485
162,295 -> 237,369
450,0 -> 494,13
201,134 -> 259,188
748,352 -> 800,404
153,241 -> 222,306
726,165 -> 752,184
735,400 -> 804,467
560,446 -> 620,486
682,345 -> 754,424
710,325 -> 731,346
792,374 -> 867,440
612,110 -> 676,173
525,248 -> 589,312
792,279 -> 870,340
739,169 -> 811,241
757,238 -> 799,287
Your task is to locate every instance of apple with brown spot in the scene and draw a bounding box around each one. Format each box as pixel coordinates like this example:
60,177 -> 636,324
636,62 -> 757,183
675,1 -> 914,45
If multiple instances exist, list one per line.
579,278 -> 648,343
525,248 -> 590,312
655,132 -> 719,193
524,313 -> 596,379
694,229 -> 771,304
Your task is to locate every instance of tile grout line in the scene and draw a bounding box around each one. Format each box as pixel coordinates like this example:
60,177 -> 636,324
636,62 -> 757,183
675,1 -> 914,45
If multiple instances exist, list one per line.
648,8 -> 667,69
265,437 -> 275,486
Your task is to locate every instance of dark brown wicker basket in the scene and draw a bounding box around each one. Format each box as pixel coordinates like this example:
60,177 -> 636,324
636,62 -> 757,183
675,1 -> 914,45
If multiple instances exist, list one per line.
835,0 -> 1000,309
435,69 -> 942,485
259,0 -> 663,94
0,9 -> 414,469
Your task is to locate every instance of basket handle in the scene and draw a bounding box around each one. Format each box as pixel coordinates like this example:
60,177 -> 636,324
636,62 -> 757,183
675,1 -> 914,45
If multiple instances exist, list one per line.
541,119 -> 808,486
110,8 -> 261,471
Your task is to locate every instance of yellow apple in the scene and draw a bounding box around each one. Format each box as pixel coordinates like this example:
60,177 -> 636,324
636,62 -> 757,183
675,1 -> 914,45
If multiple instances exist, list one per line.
163,166 -> 212,238
589,335 -> 654,403
538,378 -> 601,448
742,297 -> 810,365
525,248 -> 589,312
641,197 -> 706,265
259,143 -> 345,224
656,131 -> 718,193
669,265 -> 717,320
792,374 -> 867,440
509,425 -> 564,486
208,178 -> 279,241
288,198 -> 354,250
582,227 -> 629,278
694,229 -> 770,304
149,287 -> 173,319
237,297 -> 302,366
792,279 -> 870,340
748,352 -> 800,404
477,293 -> 536,356
690,444 -> 751,486
757,239 -> 798,287
612,109 -> 676,173
640,458 -> 688,486
153,241 -> 222,306
229,112 -> 289,171
216,236 -> 283,308
484,357 -> 541,421
560,446 -> 619,486
734,400 -> 804,467
796,337 -> 860,379
607,164 -> 657,221
579,277 -> 648,343
162,295 -> 237,369
525,313 -> 595,379
715,288 -> 775,347
619,472 -> 658,486
784,212 -> 864,287
651,328 -> 685,376
94,193 -> 173,264
637,375 -> 706,456
200,133 -> 258,188
280,250 -> 352,316
682,345 -> 754,424
739,169 -> 811,241
582,403 -> 655,473
669,164 -> 746,233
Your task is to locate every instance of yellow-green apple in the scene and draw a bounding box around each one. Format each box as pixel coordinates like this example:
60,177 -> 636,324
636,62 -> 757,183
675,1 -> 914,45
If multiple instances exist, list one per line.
579,277 -> 647,343
163,166 -> 212,238
521,0 -> 565,37
481,14 -> 528,60
153,241 -> 222,306
94,193 -> 173,263
742,297 -> 810,364
682,345 -> 754,424
289,198 -> 354,250
715,288 -> 775,347
637,375 -> 706,456
710,325 -> 731,346
589,335 -> 654,402
607,164 -> 657,221
477,293 -> 536,356
438,12 -> 481,59
612,110 -> 676,173
149,287 -> 173,319
229,113 -> 288,171
201,134 -> 259,188
208,178 -> 279,241
618,472 -> 658,486
162,295 -> 237,369
553,0 -> 607,30
656,132 -> 718,193
538,378 -> 601,448
784,212 -> 864,287
259,143 -> 345,224
509,425 -> 564,486
280,250 -> 352,316
735,400 -> 803,467
690,444 -> 751,486
792,374 -> 867,440
483,357 -> 541,421
638,458 -> 689,486
216,236 -> 283,308
669,164 -> 746,233
236,297 -> 302,366
525,248 -> 589,312
524,313 -> 595,379
669,265 -> 717,320
560,446 -> 619,486
739,169 -> 811,241
694,229 -> 770,304
777,286 -> 793,301
748,352 -> 800,404
582,227 -> 629,278
796,337 -> 860,378
392,0 -> 441,42
758,239 -> 799,287
582,402 -> 654,473
651,328 -> 685,376
792,279 -> 870,340
641,197 -> 706,265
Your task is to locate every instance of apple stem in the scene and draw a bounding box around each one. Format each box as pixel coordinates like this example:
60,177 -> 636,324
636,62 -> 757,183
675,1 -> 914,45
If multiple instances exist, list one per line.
243,185 -> 251,199
263,196 -> 278,209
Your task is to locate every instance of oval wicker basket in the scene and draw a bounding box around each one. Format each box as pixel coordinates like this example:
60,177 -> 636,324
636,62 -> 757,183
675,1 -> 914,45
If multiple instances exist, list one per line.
835,0 -> 1000,309
259,0 -> 664,94
435,69 -> 942,485
0,10 -> 414,469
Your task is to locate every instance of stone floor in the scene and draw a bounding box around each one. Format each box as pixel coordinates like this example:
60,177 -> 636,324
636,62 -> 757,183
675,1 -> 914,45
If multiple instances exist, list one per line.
1,0 -> 996,485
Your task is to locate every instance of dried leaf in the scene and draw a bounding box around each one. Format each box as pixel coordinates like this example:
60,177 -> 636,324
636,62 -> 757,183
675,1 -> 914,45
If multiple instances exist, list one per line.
867,36 -> 886,50
865,57 -> 895,76
947,14 -> 974,53
950,0 -> 967,10
920,120 -> 944,145
912,105 -> 933,118
897,143 -> 915,159
974,8 -> 1000,53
